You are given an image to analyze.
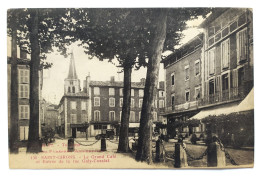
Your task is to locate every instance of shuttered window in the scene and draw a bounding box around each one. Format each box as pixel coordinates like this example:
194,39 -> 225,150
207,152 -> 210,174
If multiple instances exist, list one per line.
19,69 -> 29,84
236,28 -> 248,63
20,126 -> 29,140
221,38 -> 230,69
19,84 -> 29,98
208,48 -> 215,75
19,105 -> 29,119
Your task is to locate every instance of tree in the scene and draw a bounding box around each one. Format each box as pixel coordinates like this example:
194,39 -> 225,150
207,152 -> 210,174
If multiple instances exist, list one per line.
70,9 -> 150,152
7,8 -> 73,153
135,8 -> 211,164
8,10 -> 19,154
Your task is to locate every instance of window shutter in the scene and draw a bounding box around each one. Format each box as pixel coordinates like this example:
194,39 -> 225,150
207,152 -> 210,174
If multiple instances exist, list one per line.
25,85 -> 29,98
20,70 -> 24,83
20,85 -> 23,98
25,126 -> 29,140
25,106 -> 29,119
236,32 -> 240,62
232,69 -> 238,96
216,76 -> 221,101
205,80 -> 209,103
20,126 -> 25,140
24,70 -> 29,83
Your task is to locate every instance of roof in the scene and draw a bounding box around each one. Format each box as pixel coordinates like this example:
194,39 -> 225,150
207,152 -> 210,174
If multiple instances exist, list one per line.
199,8 -> 229,28
89,80 -> 145,89
161,33 -> 203,66
67,52 -> 78,79
64,91 -> 88,97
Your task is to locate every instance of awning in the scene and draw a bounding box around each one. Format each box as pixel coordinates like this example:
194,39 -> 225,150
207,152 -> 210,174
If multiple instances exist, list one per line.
190,88 -> 254,120
235,87 -> 254,112
190,102 -> 240,120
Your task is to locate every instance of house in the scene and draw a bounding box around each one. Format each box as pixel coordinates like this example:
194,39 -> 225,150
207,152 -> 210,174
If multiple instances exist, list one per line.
42,102 -> 58,132
8,50 -> 44,142
161,33 -> 204,138
88,76 -> 166,137
57,52 -> 91,138
162,8 -> 254,147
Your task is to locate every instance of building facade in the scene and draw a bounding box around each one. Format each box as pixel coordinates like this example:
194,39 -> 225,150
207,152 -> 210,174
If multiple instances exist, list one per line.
162,8 -> 254,144
57,53 -> 91,138
42,103 -> 58,132
8,52 -> 44,142
162,33 -> 203,138
88,76 -> 166,137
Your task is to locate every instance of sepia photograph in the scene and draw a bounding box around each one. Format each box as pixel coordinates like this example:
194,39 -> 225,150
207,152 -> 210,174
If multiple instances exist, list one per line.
6,6 -> 254,170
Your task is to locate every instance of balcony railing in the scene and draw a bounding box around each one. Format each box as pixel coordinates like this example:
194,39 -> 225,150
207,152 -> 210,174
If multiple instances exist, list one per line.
165,85 -> 250,114
199,86 -> 246,107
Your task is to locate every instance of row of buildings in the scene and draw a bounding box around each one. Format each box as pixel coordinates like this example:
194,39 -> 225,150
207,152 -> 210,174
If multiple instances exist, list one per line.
8,8 -> 254,148
162,8 -> 254,146
57,52 -> 166,138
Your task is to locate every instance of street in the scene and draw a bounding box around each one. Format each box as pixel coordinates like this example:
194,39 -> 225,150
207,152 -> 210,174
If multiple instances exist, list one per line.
9,136 -> 254,169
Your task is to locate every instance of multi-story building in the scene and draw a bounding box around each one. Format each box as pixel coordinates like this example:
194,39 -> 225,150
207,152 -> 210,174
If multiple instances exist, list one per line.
8,50 -> 44,142
57,52 -> 91,138
162,33 -> 203,138
42,102 -> 58,132
162,8 -> 254,145
88,76 -> 166,137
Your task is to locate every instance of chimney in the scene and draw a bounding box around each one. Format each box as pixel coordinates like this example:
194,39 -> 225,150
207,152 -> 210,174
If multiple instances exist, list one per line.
110,76 -> 115,83
140,78 -> 146,85
85,73 -> 90,95
20,48 -> 27,59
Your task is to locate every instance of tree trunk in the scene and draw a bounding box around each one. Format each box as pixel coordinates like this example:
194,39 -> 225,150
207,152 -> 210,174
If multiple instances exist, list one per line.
9,23 -> 19,154
117,64 -> 132,152
136,9 -> 167,164
27,9 -> 41,153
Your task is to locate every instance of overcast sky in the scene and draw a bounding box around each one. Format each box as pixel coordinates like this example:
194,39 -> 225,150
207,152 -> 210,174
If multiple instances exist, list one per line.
7,16 -> 204,104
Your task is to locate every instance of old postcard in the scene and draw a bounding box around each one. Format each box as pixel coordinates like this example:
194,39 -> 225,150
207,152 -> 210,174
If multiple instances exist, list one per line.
7,8 -> 254,169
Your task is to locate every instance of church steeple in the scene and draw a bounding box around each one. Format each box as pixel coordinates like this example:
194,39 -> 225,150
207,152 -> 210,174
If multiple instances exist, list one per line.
67,51 -> 78,79
64,51 -> 81,94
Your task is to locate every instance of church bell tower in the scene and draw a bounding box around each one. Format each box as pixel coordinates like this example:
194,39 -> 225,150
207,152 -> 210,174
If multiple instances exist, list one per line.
64,51 -> 81,94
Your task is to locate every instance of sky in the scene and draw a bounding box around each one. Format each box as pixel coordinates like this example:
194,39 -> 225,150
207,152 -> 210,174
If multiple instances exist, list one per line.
6,14 -> 205,104
42,17 -> 204,104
